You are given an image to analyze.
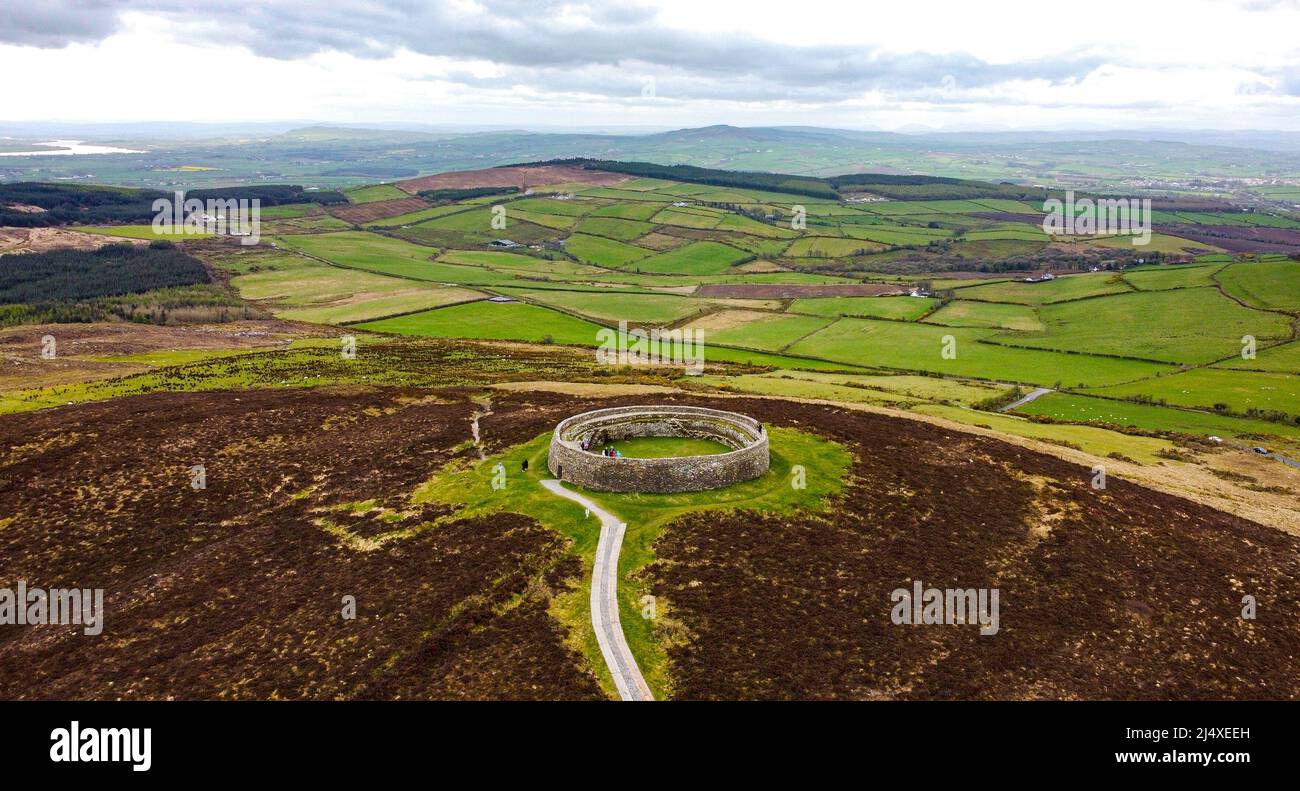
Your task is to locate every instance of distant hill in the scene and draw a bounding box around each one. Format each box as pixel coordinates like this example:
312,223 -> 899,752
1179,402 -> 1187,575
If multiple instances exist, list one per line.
3,123 -> 1299,198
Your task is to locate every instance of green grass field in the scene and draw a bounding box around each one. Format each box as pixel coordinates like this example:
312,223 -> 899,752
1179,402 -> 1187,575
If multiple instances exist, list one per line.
344,184 -> 409,203
628,241 -> 750,275
694,312 -> 834,352
1123,264 -> 1224,291
365,203 -> 474,227
1217,339 -> 1300,374
1085,368 -> 1300,418
573,216 -> 656,241
355,300 -> 603,345
787,318 -> 1172,386
650,206 -> 723,229
599,436 -> 732,457
922,300 -> 1044,331
498,288 -> 706,324
993,288 -> 1291,364
784,236 -> 886,257
696,369 -> 1008,408
1217,259 -> 1300,312
789,295 -> 937,321
257,204 -> 316,219
953,273 -> 1132,305
225,253 -> 481,324
589,201 -> 668,220
1014,391 -> 1300,454
508,209 -> 579,230
277,231 -> 532,286
564,233 -> 653,268
839,225 -> 954,245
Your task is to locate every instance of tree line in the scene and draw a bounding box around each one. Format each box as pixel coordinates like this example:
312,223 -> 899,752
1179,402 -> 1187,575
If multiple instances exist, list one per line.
0,242 -> 210,304
0,183 -> 346,227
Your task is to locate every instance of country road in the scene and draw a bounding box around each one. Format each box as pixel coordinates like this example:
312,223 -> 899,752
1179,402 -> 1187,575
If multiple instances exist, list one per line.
1000,387 -> 1055,412
539,479 -> 654,701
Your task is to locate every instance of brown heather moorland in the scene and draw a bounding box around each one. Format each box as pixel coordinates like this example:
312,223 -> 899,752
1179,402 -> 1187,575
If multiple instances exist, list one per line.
0,387 -> 603,700
1,385 -> 1297,699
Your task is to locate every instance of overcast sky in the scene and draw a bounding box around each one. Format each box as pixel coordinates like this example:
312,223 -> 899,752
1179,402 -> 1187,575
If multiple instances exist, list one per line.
3,0 -> 1299,131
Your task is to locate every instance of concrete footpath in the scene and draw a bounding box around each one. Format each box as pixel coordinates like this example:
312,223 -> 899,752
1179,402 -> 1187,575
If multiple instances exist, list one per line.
539,479 -> 654,701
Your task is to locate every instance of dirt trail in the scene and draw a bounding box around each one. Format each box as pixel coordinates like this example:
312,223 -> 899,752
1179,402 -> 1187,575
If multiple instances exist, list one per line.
469,396 -> 493,460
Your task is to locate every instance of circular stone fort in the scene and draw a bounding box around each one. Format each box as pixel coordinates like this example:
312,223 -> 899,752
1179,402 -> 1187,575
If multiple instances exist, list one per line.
548,405 -> 770,493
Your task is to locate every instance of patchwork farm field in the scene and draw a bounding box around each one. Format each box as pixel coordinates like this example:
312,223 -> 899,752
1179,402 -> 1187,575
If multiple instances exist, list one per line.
122,168 -> 1284,471
356,300 -> 603,344
951,274 -> 1133,305
994,288 -> 1291,364
496,288 -> 708,324
789,295 -> 937,320
1086,367 -> 1300,418
6,158 -> 1300,702
217,248 -> 482,324
200,164 -> 1297,479
1013,391 -> 1300,456
1218,258 -> 1300,311
786,318 -> 1171,386
922,300 -> 1044,331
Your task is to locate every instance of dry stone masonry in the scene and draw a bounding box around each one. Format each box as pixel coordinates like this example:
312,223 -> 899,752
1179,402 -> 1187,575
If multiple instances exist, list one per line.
548,405 -> 769,492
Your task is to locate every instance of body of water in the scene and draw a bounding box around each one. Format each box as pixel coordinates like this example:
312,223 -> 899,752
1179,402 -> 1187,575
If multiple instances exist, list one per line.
0,139 -> 144,157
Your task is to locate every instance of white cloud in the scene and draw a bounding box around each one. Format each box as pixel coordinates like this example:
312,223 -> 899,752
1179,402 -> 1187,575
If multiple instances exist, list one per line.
0,0 -> 1297,130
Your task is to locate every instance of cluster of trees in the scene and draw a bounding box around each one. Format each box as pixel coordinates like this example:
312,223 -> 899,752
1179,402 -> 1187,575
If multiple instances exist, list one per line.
417,186 -> 519,203
524,157 -> 1072,203
0,286 -> 254,327
0,242 -> 261,327
0,242 -> 210,304
831,173 -> 1057,202
189,185 -> 348,206
530,158 -> 839,200
0,182 -> 345,227
0,182 -> 154,227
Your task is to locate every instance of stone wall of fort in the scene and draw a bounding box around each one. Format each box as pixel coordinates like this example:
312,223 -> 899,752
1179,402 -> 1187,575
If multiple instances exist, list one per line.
547,405 -> 769,493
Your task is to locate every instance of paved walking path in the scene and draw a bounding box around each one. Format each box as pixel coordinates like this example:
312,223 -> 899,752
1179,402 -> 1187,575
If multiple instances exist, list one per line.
539,479 -> 654,701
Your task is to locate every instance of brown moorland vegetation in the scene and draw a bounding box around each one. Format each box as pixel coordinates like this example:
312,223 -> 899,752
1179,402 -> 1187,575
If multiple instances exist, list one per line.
0,387 -> 602,700
395,164 -> 630,194
638,396 -> 1300,700
327,197 -> 430,225
473,391 -> 1300,701
2,384 -> 1297,700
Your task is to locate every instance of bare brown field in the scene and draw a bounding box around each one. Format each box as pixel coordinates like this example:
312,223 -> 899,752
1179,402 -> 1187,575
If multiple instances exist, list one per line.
396,164 -> 631,194
0,320 -> 317,391
1162,224 -> 1300,254
0,226 -> 148,256
327,197 -> 430,224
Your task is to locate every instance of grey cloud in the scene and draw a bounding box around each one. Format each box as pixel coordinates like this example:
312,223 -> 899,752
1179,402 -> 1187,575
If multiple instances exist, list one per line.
0,0 -> 1114,101
0,0 -> 124,48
